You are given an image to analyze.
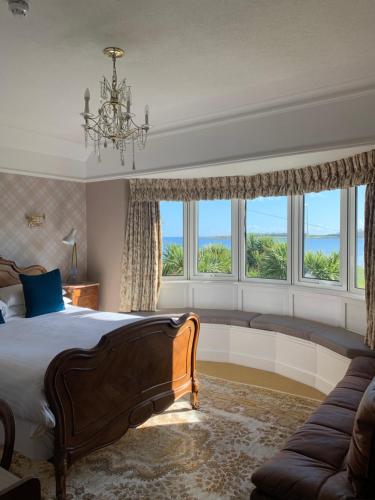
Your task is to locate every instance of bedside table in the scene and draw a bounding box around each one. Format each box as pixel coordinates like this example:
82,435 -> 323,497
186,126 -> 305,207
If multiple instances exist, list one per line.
63,282 -> 99,311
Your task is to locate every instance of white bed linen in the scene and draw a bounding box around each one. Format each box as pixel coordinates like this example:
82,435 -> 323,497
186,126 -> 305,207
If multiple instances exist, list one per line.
0,306 -> 146,432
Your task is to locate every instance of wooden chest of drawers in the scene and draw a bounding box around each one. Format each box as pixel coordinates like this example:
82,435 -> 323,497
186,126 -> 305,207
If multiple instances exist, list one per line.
63,283 -> 99,311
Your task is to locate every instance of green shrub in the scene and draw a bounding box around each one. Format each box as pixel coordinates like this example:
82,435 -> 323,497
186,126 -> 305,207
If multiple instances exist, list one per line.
303,250 -> 339,281
163,236 -> 342,282
198,244 -> 231,273
162,244 -> 184,276
258,242 -> 288,280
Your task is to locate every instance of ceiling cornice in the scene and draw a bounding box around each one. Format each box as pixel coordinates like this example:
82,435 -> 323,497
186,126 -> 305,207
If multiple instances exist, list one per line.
150,80 -> 375,139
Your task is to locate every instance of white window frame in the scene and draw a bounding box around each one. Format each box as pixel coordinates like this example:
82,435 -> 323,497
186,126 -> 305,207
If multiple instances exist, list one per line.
190,199 -> 239,280
239,196 -> 292,284
349,186 -> 366,295
294,189 -> 348,291
161,201 -> 189,281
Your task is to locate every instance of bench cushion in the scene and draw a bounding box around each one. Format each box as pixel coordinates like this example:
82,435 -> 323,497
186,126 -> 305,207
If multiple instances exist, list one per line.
141,308 -> 260,327
138,309 -> 371,359
250,314 -> 375,359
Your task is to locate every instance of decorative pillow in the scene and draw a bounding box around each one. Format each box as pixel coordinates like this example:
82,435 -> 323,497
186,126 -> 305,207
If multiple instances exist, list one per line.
0,284 -> 25,308
347,377 -> 375,497
0,309 -> 4,324
19,269 -> 65,318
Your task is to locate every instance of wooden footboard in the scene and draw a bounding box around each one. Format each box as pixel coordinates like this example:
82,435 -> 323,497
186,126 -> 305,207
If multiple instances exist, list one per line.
44,313 -> 200,500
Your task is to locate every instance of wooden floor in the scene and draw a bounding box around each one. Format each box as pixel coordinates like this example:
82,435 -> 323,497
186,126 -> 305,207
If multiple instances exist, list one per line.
197,361 -> 325,400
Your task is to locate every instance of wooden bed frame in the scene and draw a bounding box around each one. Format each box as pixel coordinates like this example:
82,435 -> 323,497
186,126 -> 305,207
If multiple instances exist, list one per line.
0,258 -> 200,500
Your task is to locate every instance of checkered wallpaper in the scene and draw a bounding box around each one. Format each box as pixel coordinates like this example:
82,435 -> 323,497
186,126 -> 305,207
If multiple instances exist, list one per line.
0,172 -> 87,281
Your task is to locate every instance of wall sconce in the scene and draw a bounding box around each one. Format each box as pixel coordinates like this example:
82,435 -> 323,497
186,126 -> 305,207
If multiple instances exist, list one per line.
26,214 -> 45,228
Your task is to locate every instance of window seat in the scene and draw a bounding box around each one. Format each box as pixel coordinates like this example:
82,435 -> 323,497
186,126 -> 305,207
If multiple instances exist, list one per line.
139,308 -> 373,359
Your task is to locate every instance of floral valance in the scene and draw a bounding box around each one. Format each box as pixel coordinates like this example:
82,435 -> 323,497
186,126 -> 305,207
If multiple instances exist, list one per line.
130,149 -> 375,202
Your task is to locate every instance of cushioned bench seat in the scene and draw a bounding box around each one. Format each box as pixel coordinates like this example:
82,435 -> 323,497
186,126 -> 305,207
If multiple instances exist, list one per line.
250,314 -> 375,359
138,308 -> 375,359
139,308 -> 260,327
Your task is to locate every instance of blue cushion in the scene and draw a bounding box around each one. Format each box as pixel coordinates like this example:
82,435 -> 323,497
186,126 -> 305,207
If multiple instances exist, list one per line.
0,310 -> 4,324
20,269 -> 65,318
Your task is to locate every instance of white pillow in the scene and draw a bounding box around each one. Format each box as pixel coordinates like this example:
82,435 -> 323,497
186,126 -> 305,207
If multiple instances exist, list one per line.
63,296 -> 72,305
7,304 -> 25,319
0,284 -> 25,308
0,300 -> 7,320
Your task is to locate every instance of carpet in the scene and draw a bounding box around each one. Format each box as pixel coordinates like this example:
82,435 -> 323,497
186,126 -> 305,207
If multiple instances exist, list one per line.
10,374 -> 320,499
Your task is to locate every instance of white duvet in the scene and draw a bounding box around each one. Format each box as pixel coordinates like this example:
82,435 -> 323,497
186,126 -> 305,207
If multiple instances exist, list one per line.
0,306 -> 147,431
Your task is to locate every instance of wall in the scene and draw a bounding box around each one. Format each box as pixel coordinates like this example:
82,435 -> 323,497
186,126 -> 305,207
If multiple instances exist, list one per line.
86,180 -> 129,311
0,172 -> 87,280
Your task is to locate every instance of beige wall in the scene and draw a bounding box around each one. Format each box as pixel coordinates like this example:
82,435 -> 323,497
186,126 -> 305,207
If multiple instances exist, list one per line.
86,180 -> 129,311
0,172 -> 87,281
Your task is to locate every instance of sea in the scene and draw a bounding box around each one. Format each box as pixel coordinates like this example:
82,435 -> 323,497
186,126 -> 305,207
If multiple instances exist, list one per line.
163,236 -> 365,266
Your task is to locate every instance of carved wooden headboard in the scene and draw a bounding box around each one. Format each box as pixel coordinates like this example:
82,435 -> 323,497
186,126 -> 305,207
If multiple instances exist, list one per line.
0,257 -> 46,288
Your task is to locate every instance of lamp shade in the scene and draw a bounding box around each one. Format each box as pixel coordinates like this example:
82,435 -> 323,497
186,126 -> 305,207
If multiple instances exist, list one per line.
62,229 -> 77,246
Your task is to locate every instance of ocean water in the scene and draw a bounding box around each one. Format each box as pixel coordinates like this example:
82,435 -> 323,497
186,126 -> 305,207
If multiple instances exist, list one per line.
163,236 -> 365,266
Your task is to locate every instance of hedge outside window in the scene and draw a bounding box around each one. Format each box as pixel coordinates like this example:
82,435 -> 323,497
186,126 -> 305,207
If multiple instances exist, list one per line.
196,200 -> 232,274
245,196 -> 288,281
302,189 -> 341,283
161,201 -> 184,277
356,185 -> 365,289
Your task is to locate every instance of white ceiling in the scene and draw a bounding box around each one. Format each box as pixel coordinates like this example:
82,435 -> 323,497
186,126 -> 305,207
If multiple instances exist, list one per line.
1,0 -> 375,146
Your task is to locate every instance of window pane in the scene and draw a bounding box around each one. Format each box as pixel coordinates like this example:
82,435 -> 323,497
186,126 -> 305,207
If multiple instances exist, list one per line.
303,189 -> 341,282
356,185 -> 365,289
160,201 -> 184,276
245,196 -> 288,280
197,200 -> 232,274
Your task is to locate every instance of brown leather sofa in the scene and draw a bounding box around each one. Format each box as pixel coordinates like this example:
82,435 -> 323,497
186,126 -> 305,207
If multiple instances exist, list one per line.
251,356 -> 375,499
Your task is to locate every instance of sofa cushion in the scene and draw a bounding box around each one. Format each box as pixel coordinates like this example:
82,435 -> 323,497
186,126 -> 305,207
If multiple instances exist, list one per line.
347,378 -> 375,497
250,314 -> 375,359
284,423 -> 350,469
251,450 -> 337,500
306,404 -> 356,436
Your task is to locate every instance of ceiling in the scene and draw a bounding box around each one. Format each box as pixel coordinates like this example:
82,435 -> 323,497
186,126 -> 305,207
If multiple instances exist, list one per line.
1,0 -> 375,144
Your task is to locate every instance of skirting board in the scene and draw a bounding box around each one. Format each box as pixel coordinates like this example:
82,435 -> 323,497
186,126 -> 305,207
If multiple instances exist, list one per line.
197,324 -> 351,394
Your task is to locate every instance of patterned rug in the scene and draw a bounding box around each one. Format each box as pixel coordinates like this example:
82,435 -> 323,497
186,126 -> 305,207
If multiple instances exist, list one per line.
10,375 -> 320,499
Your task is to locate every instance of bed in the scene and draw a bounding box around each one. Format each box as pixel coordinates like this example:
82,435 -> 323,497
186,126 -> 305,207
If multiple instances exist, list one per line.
0,257 -> 200,500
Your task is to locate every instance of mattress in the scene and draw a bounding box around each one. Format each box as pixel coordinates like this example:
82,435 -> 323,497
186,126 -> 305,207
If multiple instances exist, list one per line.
0,306 -> 146,432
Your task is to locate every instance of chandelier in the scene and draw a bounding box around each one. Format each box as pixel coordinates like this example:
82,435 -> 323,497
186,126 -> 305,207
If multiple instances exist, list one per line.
81,47 -> 150,169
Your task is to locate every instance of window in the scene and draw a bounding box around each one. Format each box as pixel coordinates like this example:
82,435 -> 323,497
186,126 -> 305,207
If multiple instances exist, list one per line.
196,200 -> 233,275
302,189 -> 341,283
245,196 -> 288,280
356,185 -> 365,289
160,201 -> 185,277
160,186 -> 363,296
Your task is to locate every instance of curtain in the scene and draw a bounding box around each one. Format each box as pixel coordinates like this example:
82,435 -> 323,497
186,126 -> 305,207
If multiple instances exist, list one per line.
129,149 -> 375,202
119,201 -> 162,312
365,184 -> 375,349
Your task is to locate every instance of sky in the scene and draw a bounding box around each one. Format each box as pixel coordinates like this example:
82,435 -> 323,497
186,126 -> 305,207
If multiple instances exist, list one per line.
160,188 -> 365,237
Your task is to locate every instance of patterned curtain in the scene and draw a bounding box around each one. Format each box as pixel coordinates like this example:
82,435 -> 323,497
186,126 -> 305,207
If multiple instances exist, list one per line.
129,150 -> 375,202
119,201 -> 162,312
365,184 -> 375,349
